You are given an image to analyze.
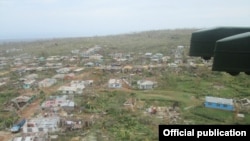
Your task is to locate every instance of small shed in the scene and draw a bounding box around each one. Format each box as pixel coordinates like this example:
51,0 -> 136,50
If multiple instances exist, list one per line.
56,67 -> 71,74
23,79 -> 36,89
204,96 -> 235,111
84,62 -> 95,67
58,86 -> 78,94
61,101 -> 75,111
73,67 -> 84,73
137,80 -> 157,90
108,79 -> 122,88
145,52 -> 152,58
38,78 -> 57,88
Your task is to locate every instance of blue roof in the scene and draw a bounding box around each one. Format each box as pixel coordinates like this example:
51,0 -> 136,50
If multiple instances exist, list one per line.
10,126 -> 20,132
205,96 -> 233,105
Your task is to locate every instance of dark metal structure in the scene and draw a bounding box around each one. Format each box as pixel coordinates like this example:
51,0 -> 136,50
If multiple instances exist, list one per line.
189,27 -> 250,60
212,32 -> 250,76
189,26 -> 250,76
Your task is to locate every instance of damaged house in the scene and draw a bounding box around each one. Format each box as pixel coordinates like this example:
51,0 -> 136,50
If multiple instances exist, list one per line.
56,67 -> 71,74
11,95 -> 34,110
22,116 -> 60,133
108,79 -> 122,88
53,73 -> 75,80
38,78 -> 57,88
23,79 -> 36,89
58,80 -> 85,94
21,74 -> 38,89
41,95 -> 75,112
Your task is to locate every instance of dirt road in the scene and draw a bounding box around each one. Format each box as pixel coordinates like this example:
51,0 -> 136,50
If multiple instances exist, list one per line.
0,131 -> 13,141
20,99 -> 41,118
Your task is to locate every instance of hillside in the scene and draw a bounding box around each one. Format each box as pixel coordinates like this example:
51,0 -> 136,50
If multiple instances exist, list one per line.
0,28 -> 197,56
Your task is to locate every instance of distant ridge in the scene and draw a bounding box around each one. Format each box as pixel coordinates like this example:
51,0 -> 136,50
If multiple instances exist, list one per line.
0,28 -> 199,44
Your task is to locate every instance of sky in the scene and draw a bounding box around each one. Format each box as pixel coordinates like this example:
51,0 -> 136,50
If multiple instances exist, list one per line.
0,0 -> 250,40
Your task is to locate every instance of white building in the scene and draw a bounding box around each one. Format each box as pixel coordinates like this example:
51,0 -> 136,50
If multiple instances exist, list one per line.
89,54 -> 103,60
38,78 -> 57,88
58,80 -> 85,94
137,80 -> 157,90
145,52 -> 152,58
108,79 -> 122,88
56,67 -> 71,74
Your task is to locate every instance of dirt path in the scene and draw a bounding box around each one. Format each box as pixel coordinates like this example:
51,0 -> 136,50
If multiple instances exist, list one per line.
20,99 -> 41,119
0,131 -> 13,141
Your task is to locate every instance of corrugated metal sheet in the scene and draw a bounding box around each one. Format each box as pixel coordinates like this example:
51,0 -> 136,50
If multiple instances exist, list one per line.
205,96 -> 233,105
13,137 -> 22,141
25,136 -> 33,141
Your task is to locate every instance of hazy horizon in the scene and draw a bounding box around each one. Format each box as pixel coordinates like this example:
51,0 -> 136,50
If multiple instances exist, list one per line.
0,28 -> 197,43
1,0 -> 250,40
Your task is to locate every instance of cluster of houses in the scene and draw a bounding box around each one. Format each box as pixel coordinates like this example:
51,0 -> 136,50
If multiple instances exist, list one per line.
0,44 -> 225,140
107,78 -> 157,90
